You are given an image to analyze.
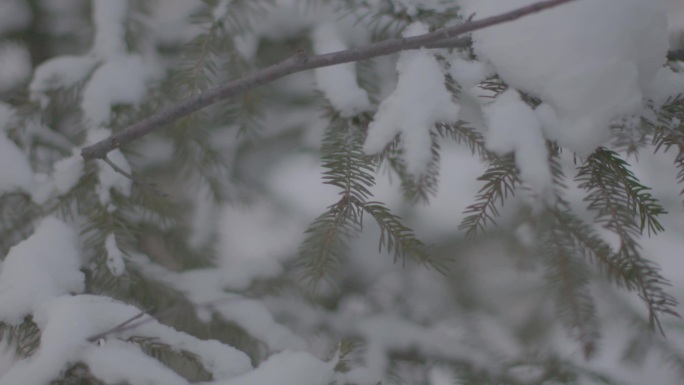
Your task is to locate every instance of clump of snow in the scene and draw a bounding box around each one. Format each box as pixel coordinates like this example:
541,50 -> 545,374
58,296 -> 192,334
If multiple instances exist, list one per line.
81,55 -> 149,126
0,42 -> 31,92
266,154 -> 340,218
149,0 -> 203,45
0,295 -> 253,384
312,23 -> 371,117
514,222 -> 536,248
75,295 -> 253,380
217,201 -> 304,290
29,55 -> 99,98
483,89 -> 552,200
131,255 -> 308,352
214,350 -> 337,385
92,0 -> 129,59
463,0 -> 669,156
52,153 -> 84,194
104,233 -> 126,276
646,67 -> 684,107
0,217 -> 84,325
214,298 -> 308,352
357,315 -> 480,383
23,152 -> 84,205
84,340 -> 190,385
364,23 -> 459,177
448,56 -> 493,90
0,339 -> 17,379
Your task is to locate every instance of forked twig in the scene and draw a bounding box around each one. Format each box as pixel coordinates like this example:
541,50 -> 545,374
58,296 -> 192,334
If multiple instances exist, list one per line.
102,156 -> 168,197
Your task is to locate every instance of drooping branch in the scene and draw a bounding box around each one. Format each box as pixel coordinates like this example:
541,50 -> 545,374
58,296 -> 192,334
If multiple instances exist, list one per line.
80,0 -> 578,161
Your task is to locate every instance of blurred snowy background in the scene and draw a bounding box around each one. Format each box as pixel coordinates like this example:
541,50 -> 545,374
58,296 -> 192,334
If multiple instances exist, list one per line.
0,0 -> 684,384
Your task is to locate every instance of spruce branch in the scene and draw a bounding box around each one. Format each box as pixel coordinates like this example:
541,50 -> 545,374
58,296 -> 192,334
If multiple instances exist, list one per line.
435,121 -> 494,160
297,112 -> 435,286
543,216 -> 600,359
459,155 -> 519,238
576,149 -> 679,333
582,149 -> 666,236
80,0 -> 579,160
650,96 -> 684,203
296,199 -> 360,289
363,202 -> 438,269
295,116 -> 370,288
377,129 -> 442,203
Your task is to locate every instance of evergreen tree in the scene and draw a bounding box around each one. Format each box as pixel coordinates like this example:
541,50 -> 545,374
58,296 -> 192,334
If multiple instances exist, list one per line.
0,0 -> 683,384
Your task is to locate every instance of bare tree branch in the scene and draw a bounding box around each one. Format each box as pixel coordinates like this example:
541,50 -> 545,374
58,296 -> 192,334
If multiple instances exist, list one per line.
80,0 -> 577,161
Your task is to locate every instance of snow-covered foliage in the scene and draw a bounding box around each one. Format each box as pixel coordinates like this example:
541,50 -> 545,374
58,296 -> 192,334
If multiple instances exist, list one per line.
1,0 -> 684,384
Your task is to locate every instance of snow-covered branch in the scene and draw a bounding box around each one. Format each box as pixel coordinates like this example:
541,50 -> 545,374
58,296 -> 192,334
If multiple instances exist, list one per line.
80,0 -> 577,161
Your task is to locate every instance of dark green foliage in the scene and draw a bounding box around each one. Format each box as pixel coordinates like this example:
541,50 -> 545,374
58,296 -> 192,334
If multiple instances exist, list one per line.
51,363 -> 106,385
576,148 -> 677,332
541,214 -> 600,358
650,96 -> 684,203
129,336 -> 213,381
296,111 -> 434,288
376,133 -> 441,203
0,192 -> 40,256
0,320 -> 41,358
459,155 -> 519,238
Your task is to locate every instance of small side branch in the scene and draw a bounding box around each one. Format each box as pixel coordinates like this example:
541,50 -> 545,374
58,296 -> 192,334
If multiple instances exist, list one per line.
80,0 -> 577,161
102,156 -> 168,197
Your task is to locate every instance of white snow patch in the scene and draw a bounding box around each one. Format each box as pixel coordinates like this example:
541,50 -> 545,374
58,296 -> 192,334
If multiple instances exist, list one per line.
0,217 -> 84,325
53,153 -> 84,194
29,55 -> 99,97
448,57 -> 494,90
464,0 -> 669,156
81,55 -> 149,126
214,350 -> 337,385
217,201 -> 304,290
647,67 -> 684,106
312,23 -> 371,117
84,340 -> 190,385
515,222 -> 536,248
131,257 -> 308,352
364,23 -> 459,177
214,298 -> 308,352
22,152 -> 84,205
92,0 -> 129,59
483,90 -> 552,200
105,233 -> 126,276
0,294 -> 251,384
0,339 -> 17,379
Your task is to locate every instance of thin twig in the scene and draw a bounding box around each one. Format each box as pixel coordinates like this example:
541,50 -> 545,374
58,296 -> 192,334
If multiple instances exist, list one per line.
85,296 -> 240,342
102,156 -> 168,197
87,311 -> 145,342
80,0 -> 578,161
